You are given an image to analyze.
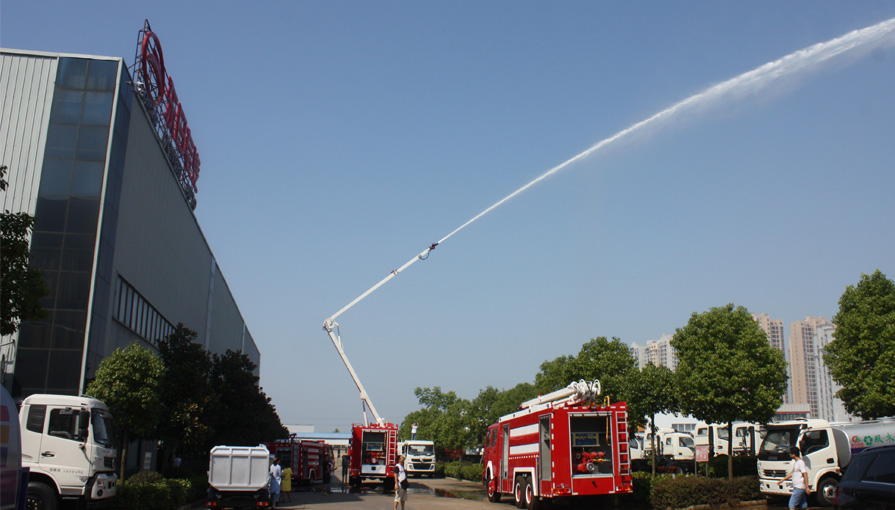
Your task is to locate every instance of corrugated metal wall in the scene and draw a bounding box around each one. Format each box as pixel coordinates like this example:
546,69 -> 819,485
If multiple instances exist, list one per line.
0,51 -> 57,214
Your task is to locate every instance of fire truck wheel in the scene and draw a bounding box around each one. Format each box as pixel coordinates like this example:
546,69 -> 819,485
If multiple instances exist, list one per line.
514,476 -> 527,509
486,473 -> 501,503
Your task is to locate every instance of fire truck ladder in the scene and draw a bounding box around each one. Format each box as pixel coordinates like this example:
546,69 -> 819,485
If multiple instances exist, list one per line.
616,408 -> 631,478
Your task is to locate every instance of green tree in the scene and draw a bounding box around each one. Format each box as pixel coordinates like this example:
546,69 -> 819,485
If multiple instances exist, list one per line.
157,324 -> 216,461
672,304 -> 787,480
536,337 -> 637,401
624,363 -> 679,476
86,343 -> 164,479
400,387 -> 471,454
0,165 -> 49,337
464,383 -> 539,448
209,349 -> 288,447
824,270 -> 895,418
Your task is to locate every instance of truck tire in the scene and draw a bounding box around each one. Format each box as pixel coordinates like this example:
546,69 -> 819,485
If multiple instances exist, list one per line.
486,472 -> 501,503
514,476 -> 526,509
27,481 -> 59,510
815,477 -> 838,507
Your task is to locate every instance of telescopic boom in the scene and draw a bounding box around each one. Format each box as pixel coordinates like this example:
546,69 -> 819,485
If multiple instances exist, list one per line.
323,243 -> 438,426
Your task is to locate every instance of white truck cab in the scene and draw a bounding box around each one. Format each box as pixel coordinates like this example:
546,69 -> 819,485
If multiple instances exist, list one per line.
399,440 -> 436,477
19,394 -> 118,510
757,418 -> 895,507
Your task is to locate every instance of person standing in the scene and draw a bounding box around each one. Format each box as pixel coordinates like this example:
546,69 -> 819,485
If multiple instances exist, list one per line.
322,453 -> 332,494
393,454 -> 408,510
281,463 -> 293,502
778,446 -> 811,510
341,454 -> 350,492
269,457 -> 282,508
411,423 -> 418,440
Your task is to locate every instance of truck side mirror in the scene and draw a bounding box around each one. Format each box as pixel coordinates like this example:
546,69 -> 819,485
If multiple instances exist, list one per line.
77,410 -> 90,441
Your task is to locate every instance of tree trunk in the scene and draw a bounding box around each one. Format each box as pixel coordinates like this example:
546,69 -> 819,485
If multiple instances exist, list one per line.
650,413 -> 656,477
727,422 -> 734,481
119,429 -> 129,481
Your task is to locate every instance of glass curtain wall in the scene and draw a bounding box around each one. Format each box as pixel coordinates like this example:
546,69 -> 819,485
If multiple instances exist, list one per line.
14,57 -> 119,397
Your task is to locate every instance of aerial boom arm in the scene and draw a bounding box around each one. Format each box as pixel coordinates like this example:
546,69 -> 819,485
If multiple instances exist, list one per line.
322,243 -> 438,426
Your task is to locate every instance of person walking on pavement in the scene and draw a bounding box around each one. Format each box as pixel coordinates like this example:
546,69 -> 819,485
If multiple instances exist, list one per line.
778,446 -> 811,510
281,463 -> 293,502
394,454 -> 408,510
269,457 -> 282,508
341,454 -> 350,492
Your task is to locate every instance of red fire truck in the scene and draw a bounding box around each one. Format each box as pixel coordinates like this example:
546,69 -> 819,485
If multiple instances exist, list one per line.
347,422 -> 399,489
482,380 -> 633,509
266,438 -> 332,487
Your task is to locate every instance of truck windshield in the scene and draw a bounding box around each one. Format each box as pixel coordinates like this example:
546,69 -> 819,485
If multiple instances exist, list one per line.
758,427 -> 798,461
407,444 -> 434,456
92,409 -> 115,448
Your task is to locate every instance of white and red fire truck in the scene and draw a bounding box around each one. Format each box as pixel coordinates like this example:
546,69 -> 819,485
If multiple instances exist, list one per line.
347,422 -> 399,489
482,380 -> 633,509
266,438 -> 332,487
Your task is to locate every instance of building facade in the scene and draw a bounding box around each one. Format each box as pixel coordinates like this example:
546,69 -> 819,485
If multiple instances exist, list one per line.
753,313 -> 791,403
1,48 -> 259,399
789,316 -> 832,419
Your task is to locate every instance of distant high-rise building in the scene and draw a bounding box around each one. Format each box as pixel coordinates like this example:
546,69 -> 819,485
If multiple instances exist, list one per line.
815,324 -> 851,422
753,313 -> 790,403
790,316 -> 832,419
631,334 -> 676,370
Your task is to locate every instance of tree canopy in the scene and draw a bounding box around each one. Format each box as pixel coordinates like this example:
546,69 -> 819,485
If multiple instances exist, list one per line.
86,343 -> 164,479
1,165 -> 49,336
824,270 -> 895,419
535,337 -> 637,400
672,304 -> 787,479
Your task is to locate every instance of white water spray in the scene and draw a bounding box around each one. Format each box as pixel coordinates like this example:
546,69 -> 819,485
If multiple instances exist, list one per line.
326,17 -> 895,324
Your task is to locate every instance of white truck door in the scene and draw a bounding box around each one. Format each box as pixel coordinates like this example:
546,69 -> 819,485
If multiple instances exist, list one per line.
40,406 -> 90,492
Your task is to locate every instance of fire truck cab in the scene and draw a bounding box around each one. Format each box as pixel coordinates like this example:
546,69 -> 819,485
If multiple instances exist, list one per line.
482,380 -> 633,509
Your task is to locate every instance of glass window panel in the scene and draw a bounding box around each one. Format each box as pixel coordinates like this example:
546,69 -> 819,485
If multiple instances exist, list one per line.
46,350 -> 83,394
65,197 -> 99,234
57,58 -> 88,89
16,314 -> 54,348
50,89 -> 84,124
39,159 -> 74,195
70,160 -> 104,196
14,349 -> 50,391
34,196 -> 68,233
52,310 -> 87,350
39,271 -> 58,308
75,125 -> 109,161
81,92 -> 113,125
60,233 -> 96,272
45,123 -> 78,159
85,60 -> 118,91
29,232 -> 63,271
55,271 -> 90,310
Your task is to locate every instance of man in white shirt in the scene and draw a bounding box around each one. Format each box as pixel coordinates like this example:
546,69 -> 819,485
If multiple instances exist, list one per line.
394,454 -> 408,510
778,447 -> 811,510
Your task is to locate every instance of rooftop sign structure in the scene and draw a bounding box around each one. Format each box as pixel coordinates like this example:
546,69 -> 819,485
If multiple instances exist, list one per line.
131,19 -> 200,210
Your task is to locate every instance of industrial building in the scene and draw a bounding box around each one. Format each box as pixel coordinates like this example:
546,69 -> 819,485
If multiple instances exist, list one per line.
1,43 -> 259,400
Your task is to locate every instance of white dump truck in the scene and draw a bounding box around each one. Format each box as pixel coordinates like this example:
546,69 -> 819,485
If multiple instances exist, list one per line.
206,445 -> 272,509
695,422 -> 762,457
399,440 -> 436,477
757,417 -> 895,506
19,394 -> 118,510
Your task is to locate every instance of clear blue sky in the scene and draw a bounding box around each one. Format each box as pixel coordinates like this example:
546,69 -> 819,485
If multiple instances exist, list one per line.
3,1 -> 894,431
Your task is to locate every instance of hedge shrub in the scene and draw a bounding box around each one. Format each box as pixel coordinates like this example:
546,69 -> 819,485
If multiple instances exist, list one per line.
441,461 -> 484,482
650,475 -> 761,509
113,475 -> 192,510
707,455 -> 758,478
